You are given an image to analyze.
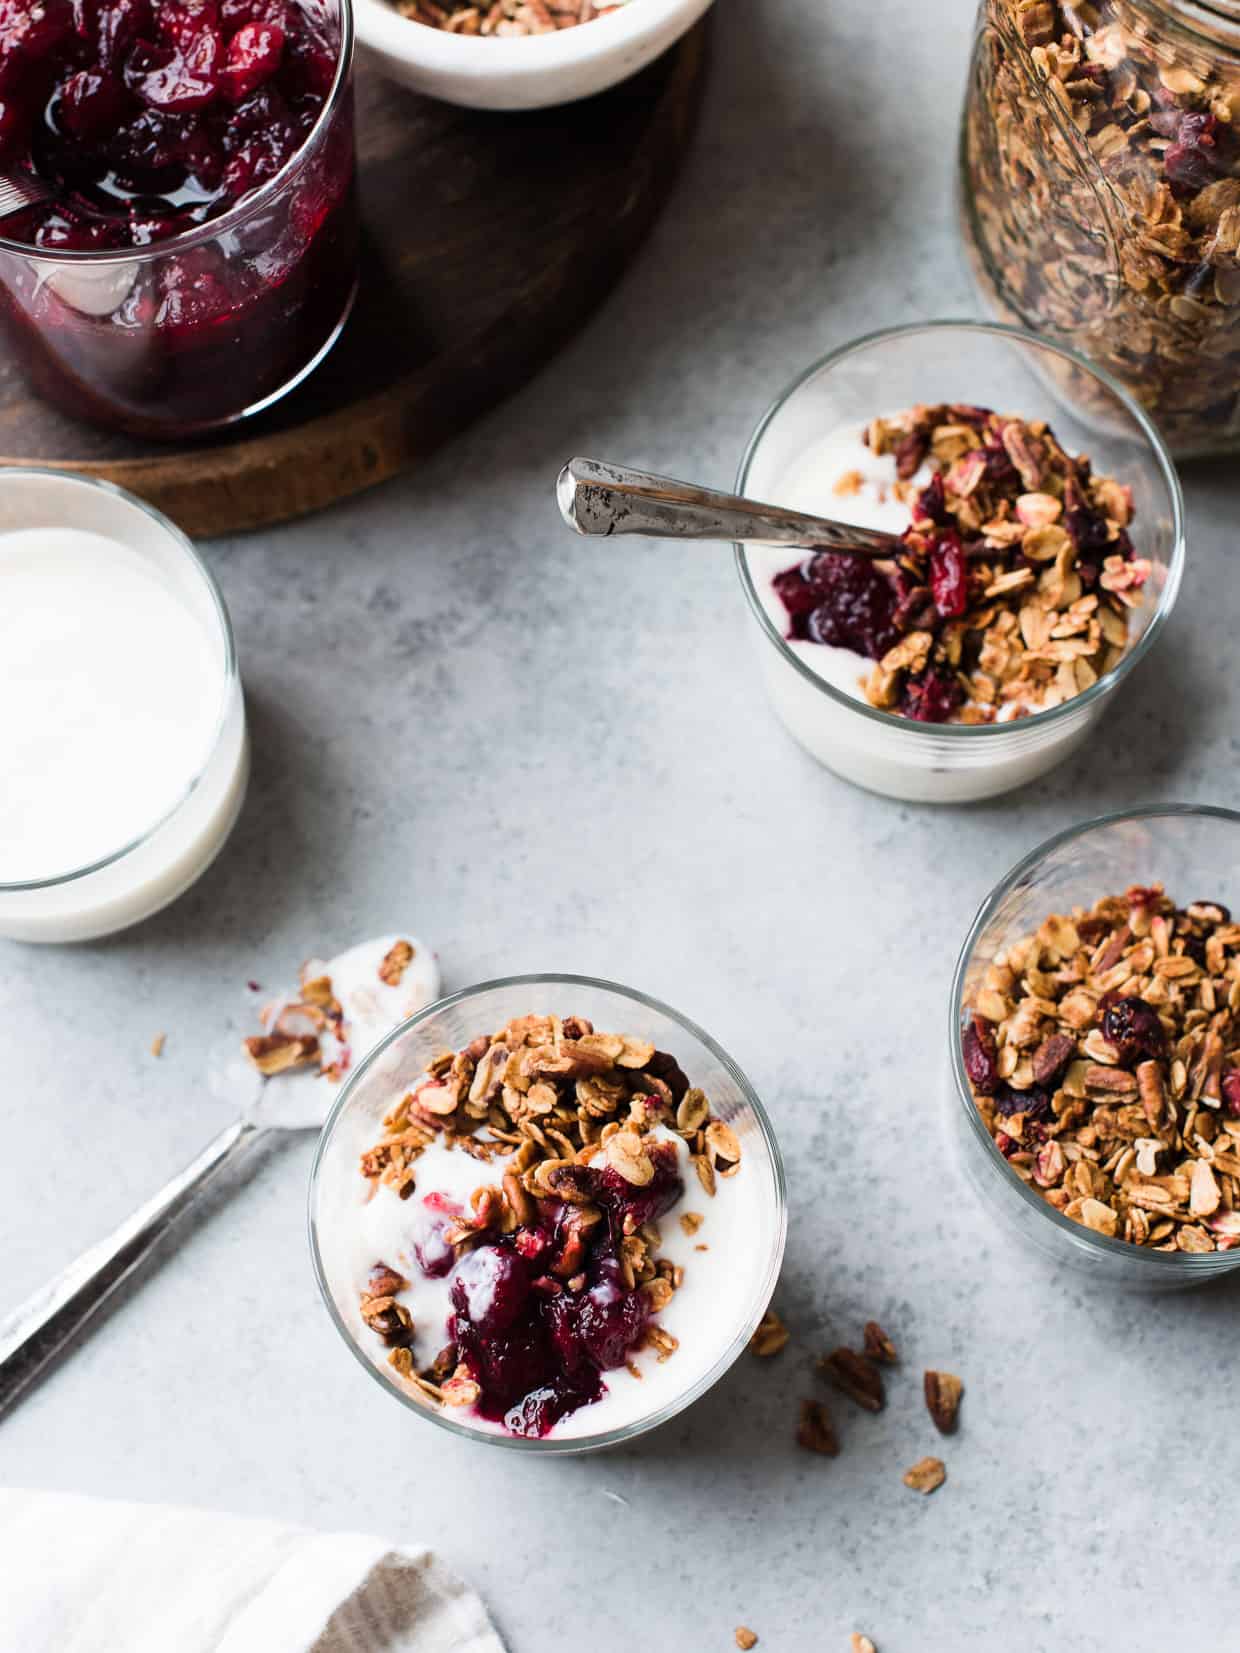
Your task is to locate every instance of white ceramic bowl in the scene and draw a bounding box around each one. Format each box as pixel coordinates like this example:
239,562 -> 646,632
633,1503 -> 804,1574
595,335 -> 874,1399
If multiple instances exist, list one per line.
356,0 -> 713,110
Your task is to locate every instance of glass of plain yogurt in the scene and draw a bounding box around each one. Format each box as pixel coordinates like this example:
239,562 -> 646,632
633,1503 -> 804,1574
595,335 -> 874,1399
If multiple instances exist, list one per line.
735,322 -> 1185,803
310,974 -> 787,1453
0,470 -> 247,942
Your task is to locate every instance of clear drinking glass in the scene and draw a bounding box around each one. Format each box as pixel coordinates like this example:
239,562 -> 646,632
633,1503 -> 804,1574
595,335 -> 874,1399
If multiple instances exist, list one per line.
309,974 -> 788,1454
735,321 -> 1184,804
0,0 -> 358,440
0,468 -> 248,943
948,806 -> 1240,1287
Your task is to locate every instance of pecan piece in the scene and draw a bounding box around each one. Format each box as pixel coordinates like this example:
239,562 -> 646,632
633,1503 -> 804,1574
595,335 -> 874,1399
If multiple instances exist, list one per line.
242,1032 -> 318,1075
817,1347 -> 884,1412
749,1308 -> 789,1358
378,939 -> 415,986
924,1369 -> 964,1434
796,1398 -> 839,1457
863,1320 -> 897,1365
1032,1032 -> 1076,1086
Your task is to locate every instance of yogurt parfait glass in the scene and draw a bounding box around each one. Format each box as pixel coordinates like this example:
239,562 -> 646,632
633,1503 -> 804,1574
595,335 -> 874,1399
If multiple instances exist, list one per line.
0,0 -> 358,440
949,806 -> 1240,1288
735,322 -> 1185,804
310,974 -> 788,1454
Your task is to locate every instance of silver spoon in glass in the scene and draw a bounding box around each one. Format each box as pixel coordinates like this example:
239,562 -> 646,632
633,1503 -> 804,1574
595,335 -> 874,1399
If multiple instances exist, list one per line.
556,457 -> 901,556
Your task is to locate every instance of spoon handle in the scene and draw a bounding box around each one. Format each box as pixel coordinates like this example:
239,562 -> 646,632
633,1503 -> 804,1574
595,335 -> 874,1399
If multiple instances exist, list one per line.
556,457 -> 898,556
0,1118 -> 263,1419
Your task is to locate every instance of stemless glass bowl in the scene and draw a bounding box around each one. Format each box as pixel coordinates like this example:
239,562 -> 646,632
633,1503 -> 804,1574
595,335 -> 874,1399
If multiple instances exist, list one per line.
949,806 -> 1240,1288
0,0 -> 358,440
310,973 -> 787,1454
735,321 -> 1185,804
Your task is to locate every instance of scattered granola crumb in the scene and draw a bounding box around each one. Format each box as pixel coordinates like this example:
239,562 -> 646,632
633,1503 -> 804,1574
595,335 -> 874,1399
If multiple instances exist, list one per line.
150,1033 -> 165,1058
796,1397 -> 839,1457
818,1346 -> 885,1412
679,1211 -> 704,1236
863,1320 -> 897,1364
903,1455 -> 946,1494
924,1370 -> 964,1434
694,1243 -> 709,1251
749,1308 -> 790,1358
834,468 -> 864,497
735,1630 -> 758,1651
851,1637 -> 877,1653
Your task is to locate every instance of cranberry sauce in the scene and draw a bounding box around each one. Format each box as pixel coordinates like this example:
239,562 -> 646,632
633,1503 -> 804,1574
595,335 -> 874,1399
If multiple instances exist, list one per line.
0,0 -> 338,250
0,0 -> 357,436
428,1143 -> 684,1440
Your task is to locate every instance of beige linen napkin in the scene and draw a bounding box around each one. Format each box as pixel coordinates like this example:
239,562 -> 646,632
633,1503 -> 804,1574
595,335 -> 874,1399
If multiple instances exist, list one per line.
0,1488 -> 506,1653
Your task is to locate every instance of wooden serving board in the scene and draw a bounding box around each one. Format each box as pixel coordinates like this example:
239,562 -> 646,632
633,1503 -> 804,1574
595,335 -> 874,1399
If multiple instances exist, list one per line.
0,22 -> 708,538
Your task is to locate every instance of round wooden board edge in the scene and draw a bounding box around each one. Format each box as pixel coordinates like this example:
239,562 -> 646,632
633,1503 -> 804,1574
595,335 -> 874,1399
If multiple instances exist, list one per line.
1,22 -> 709,540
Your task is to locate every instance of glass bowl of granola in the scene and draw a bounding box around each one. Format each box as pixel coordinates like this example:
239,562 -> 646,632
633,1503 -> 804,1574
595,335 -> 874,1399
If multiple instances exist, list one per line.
950,805 -> 1240,1286
309,973 -> 787,1451
355,0 -> 713,110
735,321 -> 1184,804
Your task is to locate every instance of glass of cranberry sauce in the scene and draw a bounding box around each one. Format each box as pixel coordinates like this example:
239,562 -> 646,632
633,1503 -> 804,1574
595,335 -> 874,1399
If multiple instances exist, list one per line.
0,0 -> 358,439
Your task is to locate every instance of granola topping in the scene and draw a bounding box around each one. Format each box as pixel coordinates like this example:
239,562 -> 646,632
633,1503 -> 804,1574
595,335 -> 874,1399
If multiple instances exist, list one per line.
349,1011 -> 757,1440
963,0 -> 1240,457
963,883 -> 1240,1250
769,407 -> 1146,725
241,934 -> 439,1086
394,0 -> 629,33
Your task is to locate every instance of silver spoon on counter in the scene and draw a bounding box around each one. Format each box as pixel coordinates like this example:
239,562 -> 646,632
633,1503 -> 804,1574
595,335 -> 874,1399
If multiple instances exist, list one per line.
0,932 -> 440,1419
556,456 -> 901,555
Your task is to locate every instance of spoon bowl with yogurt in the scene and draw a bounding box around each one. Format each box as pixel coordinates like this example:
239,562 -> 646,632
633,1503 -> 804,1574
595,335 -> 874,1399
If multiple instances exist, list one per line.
0,932 -> 441,1418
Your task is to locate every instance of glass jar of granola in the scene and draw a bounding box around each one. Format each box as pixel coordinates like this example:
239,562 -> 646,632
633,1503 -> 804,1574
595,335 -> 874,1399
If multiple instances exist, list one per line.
961,0 -> 1240,457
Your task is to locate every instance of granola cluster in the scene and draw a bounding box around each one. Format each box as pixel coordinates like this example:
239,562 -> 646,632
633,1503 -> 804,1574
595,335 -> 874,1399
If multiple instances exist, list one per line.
963,884 -> 1240,1251
964,0 -> 1240,456
394,0 -> 627,33
774,403 -> 1147,725
356,1013 -> 741,1418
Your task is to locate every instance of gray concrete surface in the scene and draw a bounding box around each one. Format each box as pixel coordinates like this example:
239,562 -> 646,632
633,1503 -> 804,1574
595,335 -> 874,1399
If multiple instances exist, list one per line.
4,2 -> 1238,1648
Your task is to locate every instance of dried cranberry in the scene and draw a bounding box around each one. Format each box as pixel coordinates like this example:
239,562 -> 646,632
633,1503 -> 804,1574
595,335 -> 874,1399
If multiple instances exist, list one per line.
1222,1070 -> 1240,1119
994,1083 -> 1053,1123
1165,111 -> 1222,199
411,1192 -> 462,1279
900,666 -> 964,723
929,530 -> 969,619
962,1015 -> 999,1095
915,472 -> 948,526
772,564 -> 821,634
1101,995 -> 1166,1065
